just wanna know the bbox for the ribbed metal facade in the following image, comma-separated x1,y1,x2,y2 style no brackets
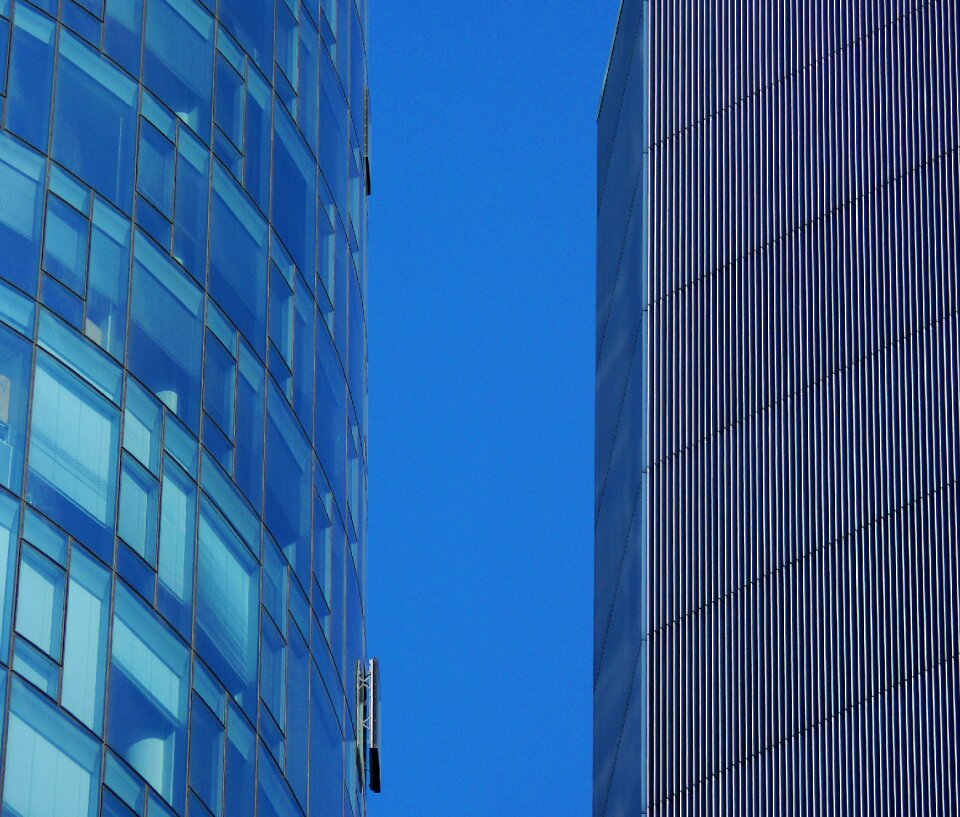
596,2,960,815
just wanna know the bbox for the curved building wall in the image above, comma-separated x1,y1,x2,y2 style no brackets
0,0,369,815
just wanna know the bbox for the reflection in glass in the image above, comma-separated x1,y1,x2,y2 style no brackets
27,354,121,558
3,677,103,817
0,131,46,295
108,584,189,812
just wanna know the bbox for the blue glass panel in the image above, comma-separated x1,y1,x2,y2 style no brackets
320,50,347,207
195,496,259,715
143,0,213,140
49,165,91,212
37,308,123,403
27,353,121,559
86,197,132,359
212,126,242,179
3,677,102,817
210,163,268,354
41,273,83,333
108,584,189,812
0,492,20,659
129,232,204,432
0,324,32,494
105,751,147,814
287,625,309,807
0,278,36,336
234,342,264,510
204,330,235,438
199,451,259,553
269,265,293,367
273,106,317,279
123,379,163,475
218,0,272,69
260,614,285,724
103,0,142,77
6,4,55,150
243,65,271,213
0,17,9,97
63,0,101,46
43,195,89,294
135,195,172,248
173,126,209,281
164,413,199,478
265,385,311,580
315,325,346,508
293,272,315,435
118,454,160,562
256,744,300,817
309,663,343,817
202,413,233,472
22,509,67,565
53,30,138,210
298,13,320,157
189,694,224,815
214,52,244,147
192,658,225,722
0,131,45,296
101,788,138,817
224,703,255,817
262,534,286,628
61,547,111,734
137,119,176,217
13,635,60,696
157,457,196,638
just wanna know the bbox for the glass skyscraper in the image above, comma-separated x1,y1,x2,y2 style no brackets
596,2,958,815
0,0,370,815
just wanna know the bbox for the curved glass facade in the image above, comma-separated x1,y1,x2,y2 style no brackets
598,2,959,816
0,0,369,815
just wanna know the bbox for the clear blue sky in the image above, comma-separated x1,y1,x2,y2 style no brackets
366,3,620,815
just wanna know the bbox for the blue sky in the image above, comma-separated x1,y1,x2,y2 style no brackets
366,3,621,814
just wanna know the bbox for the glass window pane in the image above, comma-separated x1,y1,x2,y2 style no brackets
157,457,196,638
234,342,265,510
123,379,163,474
53,30,138,210
0,493,20,659
27,354,121,558
218,0,271,69
5,4,55,150
0,131,46,296
260,615,285,725
203,331,235,437
86,197,132,359
243,65,271,214
3,677,102,817
108,584,189,812
310,663,342,817
293,273,315,434
22,509,68,565
189,695,224,815
209,163,268,354
224,703,255,817
287,625,309,808
103,0,141,75
13,635,60,696
172,126,209,282
128,233,204,432
195,497,259,715
265,385,311,577
214,52,244,147
15,544,66,659
118,455,160,563
272,107,317,279
42,195,89,295
0,323,33,495
315,326,346,509
37,308,124,404
256,746,298,817
137,119,175,217
143,0,213,140
61,547,111,734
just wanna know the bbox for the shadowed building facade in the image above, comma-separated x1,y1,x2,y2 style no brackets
596,2,959,815
0,0,370,815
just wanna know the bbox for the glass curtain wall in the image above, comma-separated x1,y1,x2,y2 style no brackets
0,0,370,816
